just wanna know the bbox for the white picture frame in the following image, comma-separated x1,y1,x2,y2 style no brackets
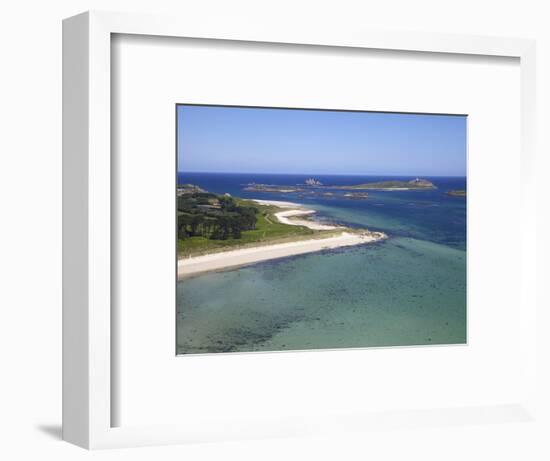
62,10,537,449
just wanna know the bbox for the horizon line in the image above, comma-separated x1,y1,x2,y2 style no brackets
177,170,467,178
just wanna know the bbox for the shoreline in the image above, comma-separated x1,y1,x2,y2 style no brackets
178,199,386,279
254,199,342,230
178,231,386,279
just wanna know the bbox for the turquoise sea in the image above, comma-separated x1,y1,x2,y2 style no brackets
177,173,466,354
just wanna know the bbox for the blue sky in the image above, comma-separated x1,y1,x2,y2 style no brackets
177,105,467,176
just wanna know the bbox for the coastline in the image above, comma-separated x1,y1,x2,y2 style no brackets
253,199,341,230
178,199,386,279
178,231,385,279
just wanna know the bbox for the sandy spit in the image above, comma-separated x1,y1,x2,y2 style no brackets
178,231,385,279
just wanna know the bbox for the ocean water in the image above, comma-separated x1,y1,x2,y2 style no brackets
176,172,466,354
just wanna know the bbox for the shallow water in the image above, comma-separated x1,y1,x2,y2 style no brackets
176,173,466,354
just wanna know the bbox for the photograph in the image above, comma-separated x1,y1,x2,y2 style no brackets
176,104,467,354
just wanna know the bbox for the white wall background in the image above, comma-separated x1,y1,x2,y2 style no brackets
0,0,548,459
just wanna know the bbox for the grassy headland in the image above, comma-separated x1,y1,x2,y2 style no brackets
177,186,338,257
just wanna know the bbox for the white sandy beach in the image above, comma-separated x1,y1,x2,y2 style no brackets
274,209,341,230
178,200,386,278
254,199,341,230
252,199,304,208
178,231,384,278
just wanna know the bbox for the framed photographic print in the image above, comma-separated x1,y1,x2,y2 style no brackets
176,104,467,354
63,11,537,449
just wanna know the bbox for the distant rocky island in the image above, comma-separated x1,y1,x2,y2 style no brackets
343,192,369,199
243,182,370,199
244,178,323,192
446,189,466,197
243,177,436,196
327,178,436,190
243,184,302,193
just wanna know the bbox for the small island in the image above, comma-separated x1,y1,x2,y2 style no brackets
446,189,466,197
243,183,302,193
327,178,436,190
243,183,370,199
242,177,436,195
343,192,369,199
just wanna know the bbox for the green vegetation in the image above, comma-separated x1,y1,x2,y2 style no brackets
242,178,436,193
178,192,257,241
177,190,331,257
177,183,206,195
329,178,436,190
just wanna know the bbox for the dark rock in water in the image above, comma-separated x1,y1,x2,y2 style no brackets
343,192,369,200
243,183,303,193
445,189,466,197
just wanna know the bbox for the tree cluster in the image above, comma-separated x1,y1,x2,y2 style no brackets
177,192,258,240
